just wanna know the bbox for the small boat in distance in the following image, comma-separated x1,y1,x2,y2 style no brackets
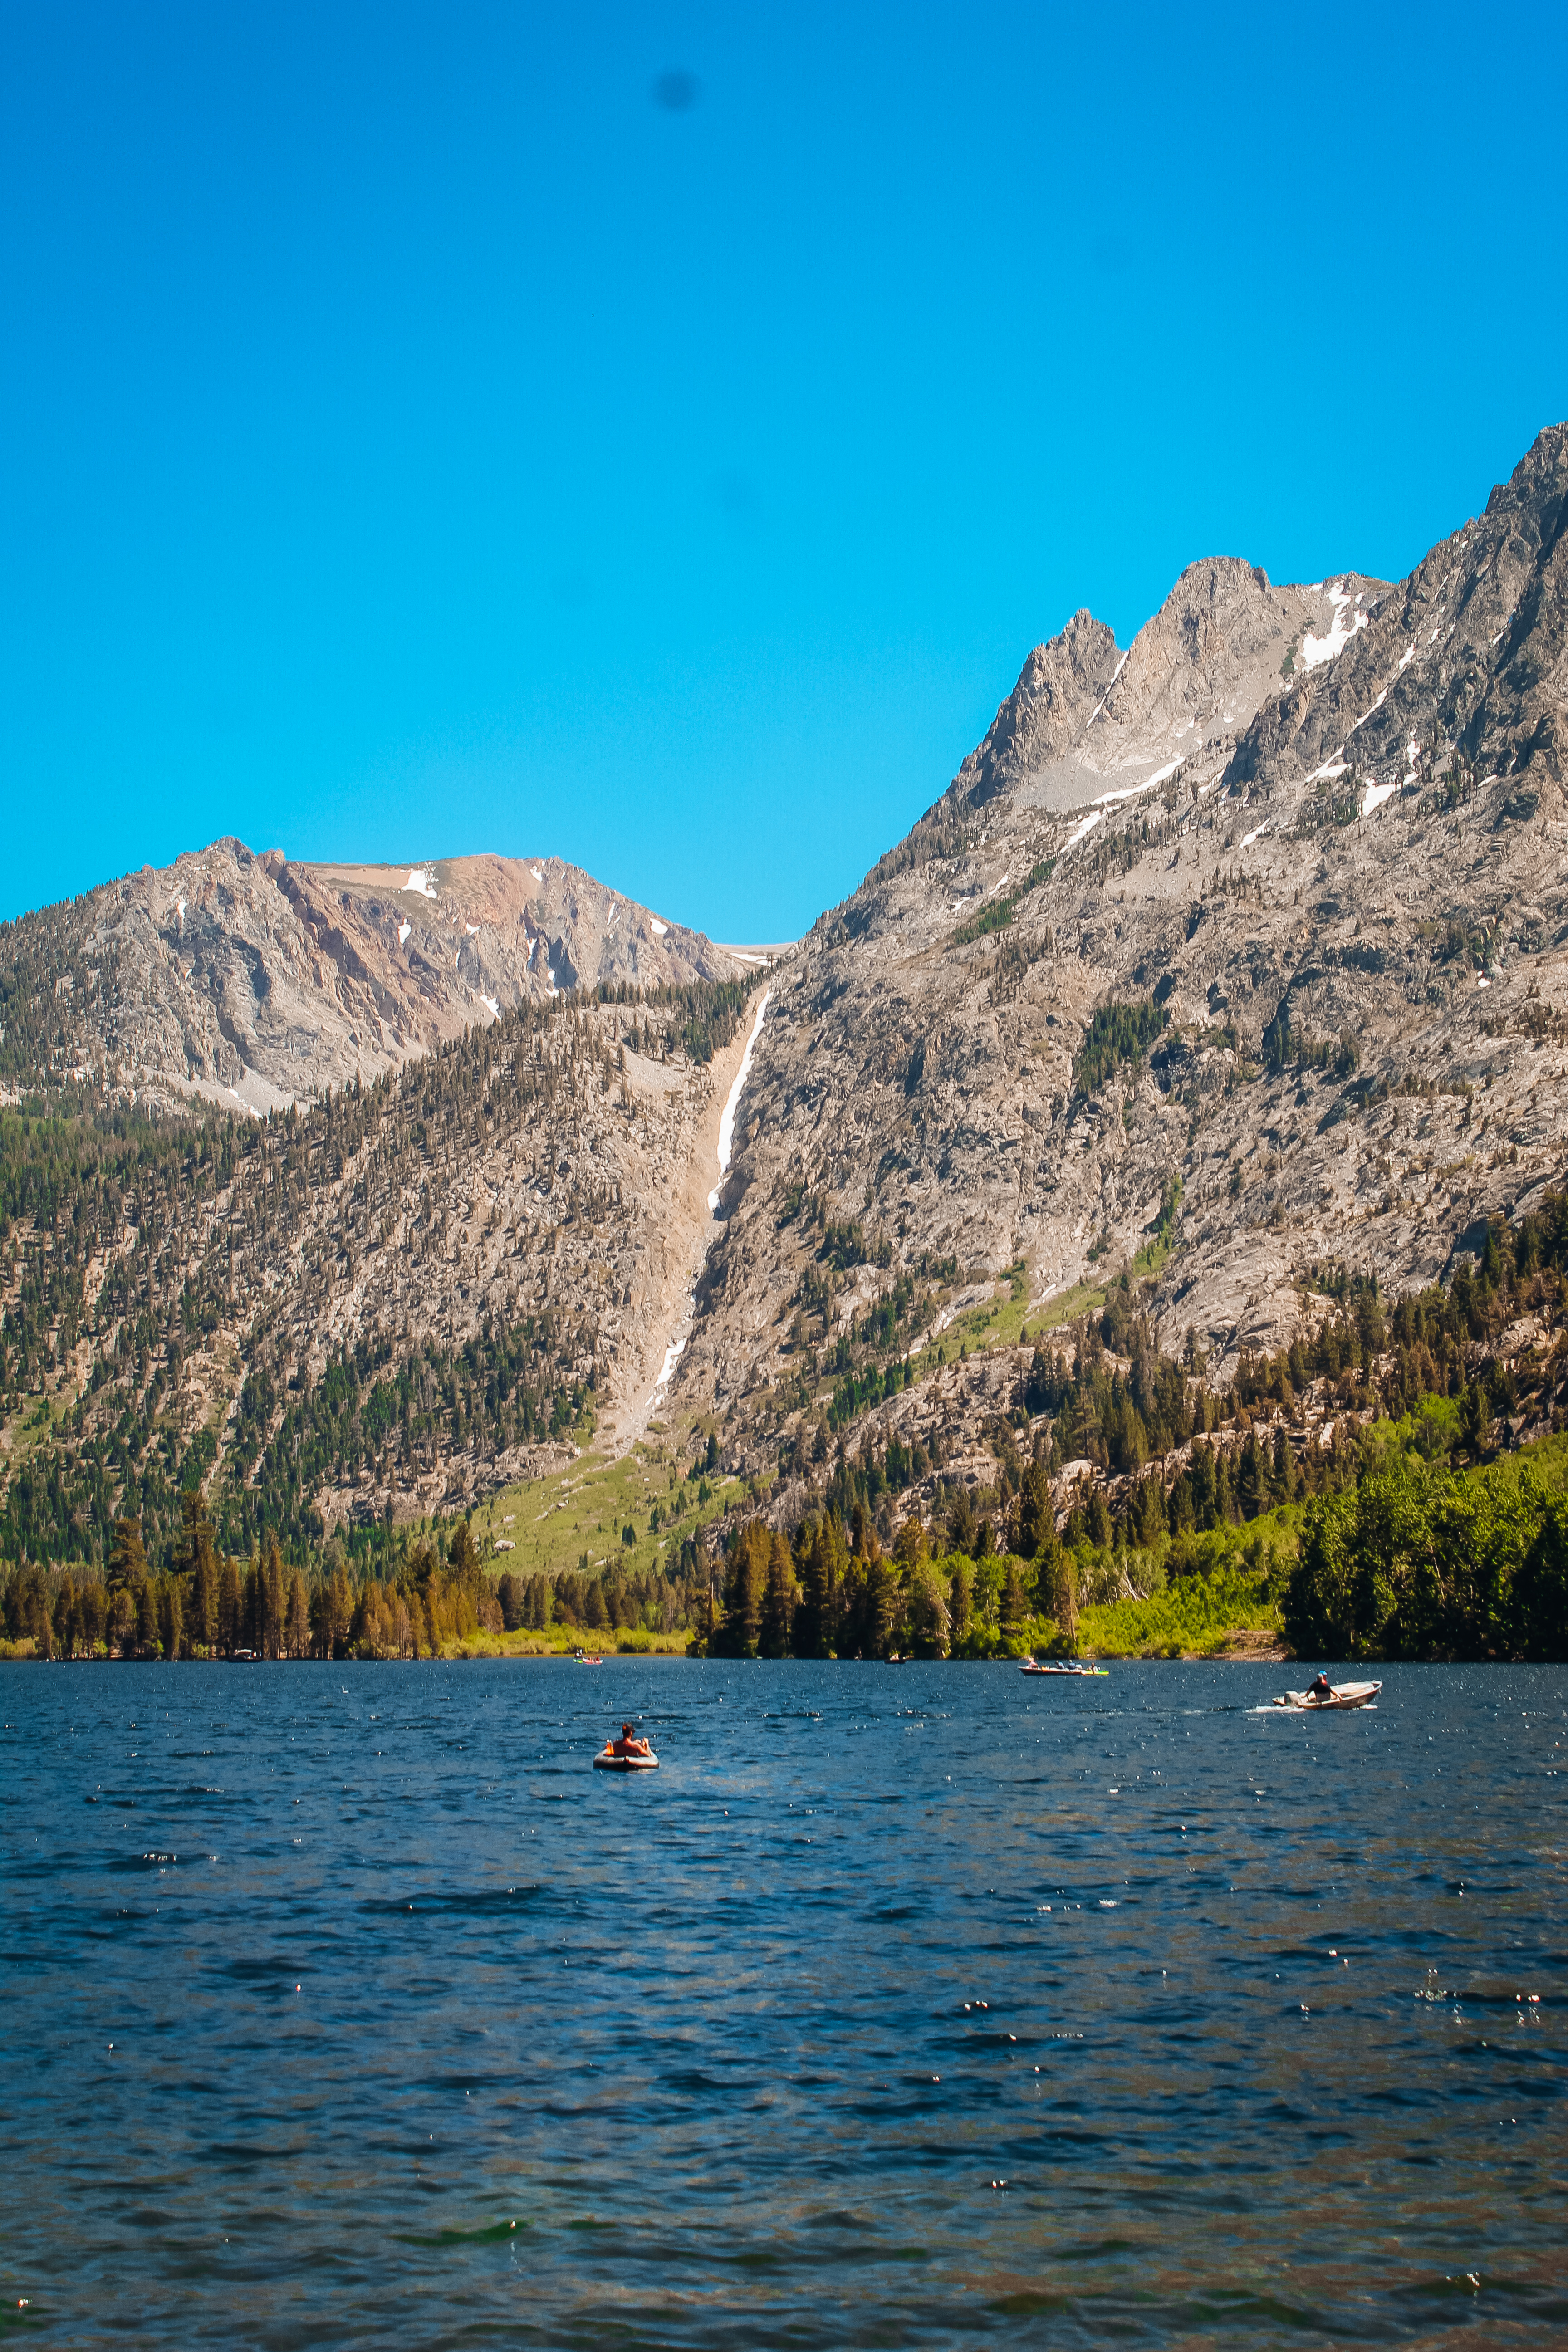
572,1650,603,1665
1021,1656,1108,1676
1273,1681,1381,1710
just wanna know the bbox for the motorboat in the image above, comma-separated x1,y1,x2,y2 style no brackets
573,1650,603,1665
1272,1681,1381,1710
1021,1656,1108,1676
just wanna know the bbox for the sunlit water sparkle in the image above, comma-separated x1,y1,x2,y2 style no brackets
2,1659,1564,2347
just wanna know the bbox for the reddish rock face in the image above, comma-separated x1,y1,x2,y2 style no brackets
18,843,742,1114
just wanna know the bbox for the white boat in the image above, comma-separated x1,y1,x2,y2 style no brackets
593,1746,659,1770
1272,1681,1381,1710
1021,1656,1108,1677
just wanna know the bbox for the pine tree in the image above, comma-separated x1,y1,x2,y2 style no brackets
107,1517,148,1592
218,1555,240,1655
758,1533,796,1657
158,1575,184,1661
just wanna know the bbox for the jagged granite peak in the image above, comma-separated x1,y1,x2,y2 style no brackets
956,609,1122,809
946,560,1384,829
1076,558,1381,797
673,423,1568,1462
3,838,745,1112
1227,421,1568,801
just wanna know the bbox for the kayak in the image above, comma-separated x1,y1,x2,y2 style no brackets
1272,1681,1381,1710
593,1747,659,1770
1021,1657,1108,1676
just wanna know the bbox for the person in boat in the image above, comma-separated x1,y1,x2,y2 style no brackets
1306,1671,1333,1702
608,1722,652,1758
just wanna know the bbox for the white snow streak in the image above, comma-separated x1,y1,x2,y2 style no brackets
1062,767,1172,858
1301,583,1368,670
480,994,499,1018
647,1296,696,1411
405,867,438,899
398,921,410,946
1086,651,1129,726
650,917,669,936
709,990,771,1211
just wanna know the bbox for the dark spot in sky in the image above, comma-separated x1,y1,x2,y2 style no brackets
1092,234,1133,274
652,69,700,112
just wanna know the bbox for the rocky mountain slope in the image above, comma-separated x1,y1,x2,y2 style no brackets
3,423,1566,1574
0,977,761,1563
676,426,1568,1478
0,844,743,1114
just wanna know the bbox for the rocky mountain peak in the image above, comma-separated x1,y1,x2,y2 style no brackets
956,608,1121,809
2,838,745,1114
1485,419,1568,524
673,421,1568,1466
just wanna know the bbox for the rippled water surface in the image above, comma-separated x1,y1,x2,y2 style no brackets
2,1659,1565,2347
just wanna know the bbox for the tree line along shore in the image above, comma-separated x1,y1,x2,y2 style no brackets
3,1416,1566,1665
5,1180,1568,1665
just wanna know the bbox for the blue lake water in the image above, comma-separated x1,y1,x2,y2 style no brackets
1,1659,1564,2348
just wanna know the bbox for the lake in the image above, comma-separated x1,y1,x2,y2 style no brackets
1,1659,1563,2346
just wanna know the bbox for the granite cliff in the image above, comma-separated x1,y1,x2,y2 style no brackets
675,426,1568,1490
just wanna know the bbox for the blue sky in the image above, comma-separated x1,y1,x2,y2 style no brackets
4,2,1565,942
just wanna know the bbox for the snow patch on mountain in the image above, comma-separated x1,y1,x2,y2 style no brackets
709,990,771,1212
1301,584,1368,671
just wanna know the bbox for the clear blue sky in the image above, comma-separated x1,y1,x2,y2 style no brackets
4,3,1565,942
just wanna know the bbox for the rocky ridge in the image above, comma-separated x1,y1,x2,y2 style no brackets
1,843,743,1114
675,426,1568,1479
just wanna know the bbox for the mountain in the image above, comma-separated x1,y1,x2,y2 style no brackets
2,423,1566,1583
675,424,1568,1480
0,841,767,1564
1,843,743,1114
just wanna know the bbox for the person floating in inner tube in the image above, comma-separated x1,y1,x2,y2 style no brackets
607,1721,652,1758
1306,1671,1333,1702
